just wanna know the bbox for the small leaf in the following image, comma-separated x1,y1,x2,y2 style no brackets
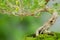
15,7,19,12
16,1,19,5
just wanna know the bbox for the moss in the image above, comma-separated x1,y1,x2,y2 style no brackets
25,32,60,40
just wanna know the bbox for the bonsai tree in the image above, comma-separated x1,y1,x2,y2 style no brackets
0,0,60,40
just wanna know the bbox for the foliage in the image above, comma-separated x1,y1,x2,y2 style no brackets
0,0,47,16
0,0,60,15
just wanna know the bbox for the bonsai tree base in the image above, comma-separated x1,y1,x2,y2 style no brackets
25,32,60,40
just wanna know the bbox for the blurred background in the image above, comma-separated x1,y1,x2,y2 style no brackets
0,0,60,40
